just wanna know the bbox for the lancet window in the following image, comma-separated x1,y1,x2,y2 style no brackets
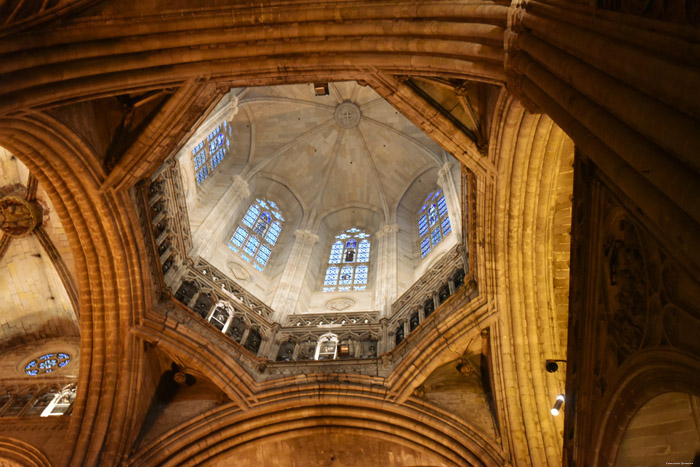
192,121,232,185
228,198,284,272
418,189,451,258
323,228,370,292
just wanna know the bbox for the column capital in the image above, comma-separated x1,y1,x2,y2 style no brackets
227,92,239,122
231,174,250,199
437,162,454,186
376,223,399,238
293,229,319,244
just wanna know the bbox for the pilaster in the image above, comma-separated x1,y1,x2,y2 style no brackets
270,229,319,322
373,223,399,318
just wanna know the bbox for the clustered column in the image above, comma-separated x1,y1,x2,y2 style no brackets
437,162,462,239
270,229,319,322
373,223,399,318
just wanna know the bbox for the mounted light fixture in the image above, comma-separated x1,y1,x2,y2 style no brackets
545,359,567,373
551,394,565,416
314,83,329,96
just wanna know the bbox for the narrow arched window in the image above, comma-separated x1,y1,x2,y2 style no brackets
418,189,451,258
192,121,232,185
228,198,284,272
323,228,370,292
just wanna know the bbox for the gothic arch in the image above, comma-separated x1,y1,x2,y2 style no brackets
0,114,150,466
489,91,575,466
131,395,507,466
593,349,700,467
0,436,52,467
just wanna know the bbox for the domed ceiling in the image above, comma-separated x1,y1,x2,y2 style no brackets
187,81,452,227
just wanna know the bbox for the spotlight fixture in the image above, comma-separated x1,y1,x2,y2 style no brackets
545,359,567,373
551,394,565,416
314,83,329,96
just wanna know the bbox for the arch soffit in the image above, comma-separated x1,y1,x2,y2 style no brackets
593,348,700,467
0,436,52,467
130,396,506,467
246,172,307,228
394,164,441,218
316,204,384,234
0,114,149,466
488,89,574,467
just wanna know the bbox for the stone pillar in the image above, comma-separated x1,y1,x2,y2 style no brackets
437,162,462,239
373,224,399,318
270,229,319,322
190,174,250,260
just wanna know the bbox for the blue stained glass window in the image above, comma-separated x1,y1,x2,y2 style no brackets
191,121,232,185
256,244,271,266
228,198,284,272
323,228,371,292
441,216,452,235
329,242,343,263
339,265,354,284
357,240,370,262
428,204,439,226
418,188,452,259
420,237,431,257
25,352,70,376
437,195,448,217
253,213,271,236
324,266,339,285
265,221,282,246
209,133,225,153
354,265,368,285
244,236,260,256
231,227,247,247
196,165,209,185
431,226,441,245
194,152,206,170
211,148,225,170
418,215,428,236
242,205,260,228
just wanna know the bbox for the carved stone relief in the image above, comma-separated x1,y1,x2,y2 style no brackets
228,261,252,283
325,297,355,311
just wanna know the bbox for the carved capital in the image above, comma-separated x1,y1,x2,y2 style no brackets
293,229,319,244
230,174,250,199
437,162,454,186
376,223,399,239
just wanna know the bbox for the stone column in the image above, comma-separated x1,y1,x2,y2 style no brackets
190,174,250,260
437,162,462,239
373,223,399,318
270,229,319,322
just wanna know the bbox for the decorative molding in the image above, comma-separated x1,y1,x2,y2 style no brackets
325,297,356,311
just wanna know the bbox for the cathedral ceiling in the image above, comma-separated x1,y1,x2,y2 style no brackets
190,81,451,229
0,147,78,353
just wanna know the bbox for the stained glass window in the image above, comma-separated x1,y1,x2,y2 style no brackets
192,121,232,185
323,228,371,292
228,198,284,272
25,353,71,376
418,189,452,258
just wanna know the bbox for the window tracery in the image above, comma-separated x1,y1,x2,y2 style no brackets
323,228,370,292
192,121,232,185
24,353,71,376
418,189,451,258
228,198,284,272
